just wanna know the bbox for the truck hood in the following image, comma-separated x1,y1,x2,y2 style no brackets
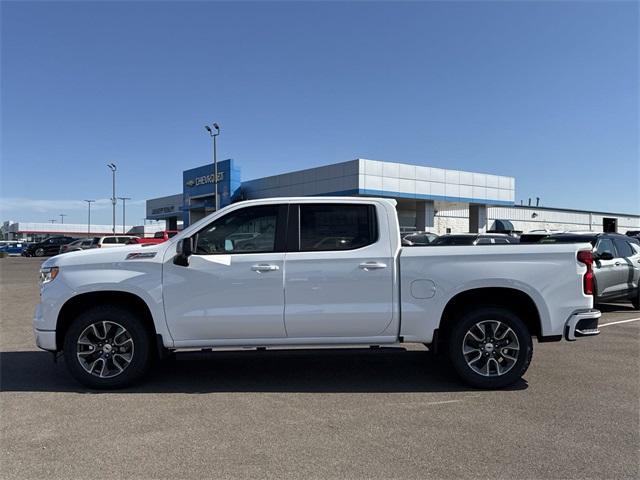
42,244,167,268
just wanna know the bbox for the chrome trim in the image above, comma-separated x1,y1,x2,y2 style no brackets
564,310,601,341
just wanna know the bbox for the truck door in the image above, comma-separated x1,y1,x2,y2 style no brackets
612,237,637,295
283,203,395,338
162,204,288,342
593,237,627,298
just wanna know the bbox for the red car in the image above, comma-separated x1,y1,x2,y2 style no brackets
128,230,179,245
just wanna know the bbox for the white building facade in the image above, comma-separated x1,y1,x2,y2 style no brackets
145,158,639,235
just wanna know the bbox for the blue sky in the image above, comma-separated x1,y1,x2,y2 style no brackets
1,1,638,225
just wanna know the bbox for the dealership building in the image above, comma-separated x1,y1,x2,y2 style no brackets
147,158,640,234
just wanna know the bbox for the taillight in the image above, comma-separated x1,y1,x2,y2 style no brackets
577,250,594,295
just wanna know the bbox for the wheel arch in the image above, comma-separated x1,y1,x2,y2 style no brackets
56,291,158,351
437,287,542,344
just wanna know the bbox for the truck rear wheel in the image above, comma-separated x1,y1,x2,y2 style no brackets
448,306,533,389
63,306,152,389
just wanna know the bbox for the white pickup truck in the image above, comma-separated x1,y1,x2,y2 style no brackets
34,197,600,389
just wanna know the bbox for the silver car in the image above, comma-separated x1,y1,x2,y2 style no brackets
540,233,640,309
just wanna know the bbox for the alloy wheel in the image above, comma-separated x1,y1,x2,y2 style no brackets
462,320,520,377
76,321,135,378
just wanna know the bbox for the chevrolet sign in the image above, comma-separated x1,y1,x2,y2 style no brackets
185,172,224,188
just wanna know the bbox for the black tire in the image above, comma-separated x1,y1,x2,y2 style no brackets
447,306,533,389
35,248,45,257
63,305,153,389
632,288,640,310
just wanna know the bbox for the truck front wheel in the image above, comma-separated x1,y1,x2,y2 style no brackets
448,307,533,389
63,306,152,389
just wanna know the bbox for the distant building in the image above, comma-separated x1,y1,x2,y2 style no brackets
0,221,167,242
147,157,640,234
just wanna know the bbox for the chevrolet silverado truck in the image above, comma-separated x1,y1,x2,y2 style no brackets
34,197,600,389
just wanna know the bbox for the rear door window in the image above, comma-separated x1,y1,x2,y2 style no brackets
613,238,633,258
102,237,117,244
299,204,377,252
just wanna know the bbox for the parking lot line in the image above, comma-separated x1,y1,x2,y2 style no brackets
599,317,640,327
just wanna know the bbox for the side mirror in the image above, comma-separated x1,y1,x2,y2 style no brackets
174,237,194,266
596,251,613,261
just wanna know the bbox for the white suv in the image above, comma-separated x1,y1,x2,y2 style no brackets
91,236,138,249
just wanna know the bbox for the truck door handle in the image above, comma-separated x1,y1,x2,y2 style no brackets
251,264,279,272
359,261,387,271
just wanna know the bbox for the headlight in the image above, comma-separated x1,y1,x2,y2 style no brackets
40,266,59,284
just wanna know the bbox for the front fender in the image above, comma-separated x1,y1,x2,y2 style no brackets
37,262,174,347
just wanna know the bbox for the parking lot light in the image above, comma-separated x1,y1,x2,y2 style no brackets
84,200,95,236
205,123,221,211
107,163,117,234
118,197,131,233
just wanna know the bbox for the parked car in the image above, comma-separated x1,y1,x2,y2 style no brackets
127,230,179,245
538,233,640,308
519,229,564,244
626,230,640,240
59,238,94,254
34,197,600,390
402,231,438,246
23,236,77,257
487,219,522,236
0,241,27,256
91,236,139,248
430,233,519,245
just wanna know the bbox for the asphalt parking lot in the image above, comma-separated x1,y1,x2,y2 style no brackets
1,257,638,479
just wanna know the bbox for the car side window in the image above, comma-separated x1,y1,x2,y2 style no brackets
476,237,492,245
613,238,633,258
299,204,377,252
595,238,616,257
195,205,279,255
103,237,117,244
493,238,510,244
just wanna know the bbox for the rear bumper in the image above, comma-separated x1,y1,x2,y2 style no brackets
564,309,601,341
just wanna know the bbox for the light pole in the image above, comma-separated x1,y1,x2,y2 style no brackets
205,123,220,211
107,163,117,234
84,200,95,236
118,197,131,233
59,214,67,224
49,219,56,224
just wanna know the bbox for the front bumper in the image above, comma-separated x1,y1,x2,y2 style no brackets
33,302,58,351
34,329,57,351
564,309,601,341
